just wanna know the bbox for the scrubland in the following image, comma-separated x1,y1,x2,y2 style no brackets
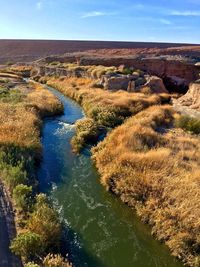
92,105,200,266
46,76,168,152
0,80,71,266
38,73,200,266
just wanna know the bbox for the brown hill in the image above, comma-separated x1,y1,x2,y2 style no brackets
0,39,199,64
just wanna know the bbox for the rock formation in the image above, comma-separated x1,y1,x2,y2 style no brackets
178,80,200,111
143,76,168,94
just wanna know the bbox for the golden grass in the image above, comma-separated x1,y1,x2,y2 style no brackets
0,81,69,265
0,103,41,150
0,72,22,79
92,105,200,266
9,66,33,72
46,77,162,116
46,76,165,152
26,82,63,117
0,82,63,152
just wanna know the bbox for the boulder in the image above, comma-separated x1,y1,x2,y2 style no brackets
101,74,135,91
142,76,168,94
179,81,200,110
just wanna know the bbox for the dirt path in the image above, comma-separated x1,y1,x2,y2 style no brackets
0,182,22,267
172,98,200,119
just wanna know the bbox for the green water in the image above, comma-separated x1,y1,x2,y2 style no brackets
38,85,183,267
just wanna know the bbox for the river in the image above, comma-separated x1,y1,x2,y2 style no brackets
37,85,183,267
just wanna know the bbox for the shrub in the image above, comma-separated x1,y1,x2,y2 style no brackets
0,163,27,192
122,68,133,75
71,118,99,152
27,195,61,250
43,254,72,267
10,232,43,261
13,184,32,212
0,89,25,104
175,115,200,134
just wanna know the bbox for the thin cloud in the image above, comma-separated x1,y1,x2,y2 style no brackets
81,11,116,18
170,10,200,16
36,1,43,10
160,19,172,25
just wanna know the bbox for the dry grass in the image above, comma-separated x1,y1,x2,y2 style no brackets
0,82,63,154
0,81,66,264
8,66,33,77
46,77,164,113
46,76,164,151
0,72,22,79
9,66,33,72
0,103,41,151
26,82,63,117
92,105,200,266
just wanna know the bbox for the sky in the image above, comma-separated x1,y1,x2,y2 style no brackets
0,0,200,43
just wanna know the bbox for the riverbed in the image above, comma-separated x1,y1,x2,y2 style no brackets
37,85,183,267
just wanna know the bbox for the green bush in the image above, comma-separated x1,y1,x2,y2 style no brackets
89,106,124,128
10,232,43,261
0,89,25,104
13,184,32,211
27,195,61,250
175,115,200,135
122,68,133,75
71,118,99,152
0,162,27,192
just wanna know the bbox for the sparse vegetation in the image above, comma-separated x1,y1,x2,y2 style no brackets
8,65,33,77
0,72,21,79
175,115,200,134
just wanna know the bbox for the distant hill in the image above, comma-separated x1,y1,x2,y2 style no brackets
0,39,198,64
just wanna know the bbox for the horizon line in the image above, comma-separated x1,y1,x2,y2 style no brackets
0,38,199,46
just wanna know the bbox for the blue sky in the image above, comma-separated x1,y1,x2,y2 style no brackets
0,0,200,43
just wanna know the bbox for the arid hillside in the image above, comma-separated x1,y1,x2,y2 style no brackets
0,39,199,63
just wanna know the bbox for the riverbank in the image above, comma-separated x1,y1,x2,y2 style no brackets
92,106,200,266
0,78,72,266
42,76,200,266
36,83,183,267
45,76,169,152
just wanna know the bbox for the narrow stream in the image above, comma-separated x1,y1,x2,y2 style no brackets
38,85,183,267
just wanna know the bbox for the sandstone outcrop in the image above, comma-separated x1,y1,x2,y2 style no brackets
38,55,200,93
142,76,168,94
100,74,139,91
178,80,200,111
79,57,200,91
